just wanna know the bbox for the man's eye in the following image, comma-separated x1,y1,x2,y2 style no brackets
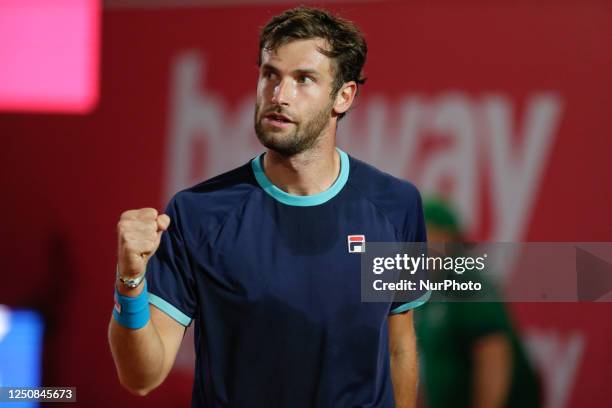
297,75,313,84
263,71,276,80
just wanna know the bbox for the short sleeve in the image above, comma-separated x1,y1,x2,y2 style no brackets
146,197,198,327
389,190,430,315
405,188,427,243
389,290,431,315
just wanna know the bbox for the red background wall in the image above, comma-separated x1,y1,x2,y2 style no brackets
1,1,611,406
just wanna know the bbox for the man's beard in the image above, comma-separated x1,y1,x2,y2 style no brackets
254,100,333,157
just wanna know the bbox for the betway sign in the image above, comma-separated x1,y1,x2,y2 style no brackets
166,52,564,242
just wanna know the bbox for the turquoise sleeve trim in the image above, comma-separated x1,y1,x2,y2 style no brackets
251,147,350,206
389,290,432,314
148,293,193,327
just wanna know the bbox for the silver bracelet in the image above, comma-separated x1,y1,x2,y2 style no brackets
116,265,146,289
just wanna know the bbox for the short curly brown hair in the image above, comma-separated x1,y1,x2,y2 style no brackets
259,7,367,119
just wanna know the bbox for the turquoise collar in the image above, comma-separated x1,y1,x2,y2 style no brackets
251,148,350,207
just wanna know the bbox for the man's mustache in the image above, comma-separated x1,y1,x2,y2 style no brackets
259,105,296,123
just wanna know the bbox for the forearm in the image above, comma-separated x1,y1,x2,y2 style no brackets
108,284,165,395
390,350,418,408
472,334,512,408
110,208,183,395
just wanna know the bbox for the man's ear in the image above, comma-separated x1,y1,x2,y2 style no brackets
333,81,358,116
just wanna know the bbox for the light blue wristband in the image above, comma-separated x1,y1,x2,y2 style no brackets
113,280,150,329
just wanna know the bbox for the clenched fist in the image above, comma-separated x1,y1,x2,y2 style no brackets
117,208,171,280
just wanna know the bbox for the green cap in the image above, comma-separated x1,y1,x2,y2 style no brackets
422,197,461,234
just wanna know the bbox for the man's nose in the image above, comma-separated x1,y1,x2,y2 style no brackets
271,78,292,106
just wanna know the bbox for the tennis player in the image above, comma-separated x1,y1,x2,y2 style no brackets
108,7,429,407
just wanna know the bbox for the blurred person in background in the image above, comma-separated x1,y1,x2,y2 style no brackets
415,198,541,408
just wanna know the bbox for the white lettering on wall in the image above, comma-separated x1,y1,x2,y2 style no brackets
166,51,564,243
524,329,585,408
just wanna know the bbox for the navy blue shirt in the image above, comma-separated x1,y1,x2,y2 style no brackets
146,149,428,407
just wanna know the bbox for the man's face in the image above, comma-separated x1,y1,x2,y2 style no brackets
254,38,337,156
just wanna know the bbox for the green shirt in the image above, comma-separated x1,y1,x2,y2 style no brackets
415,295,541,408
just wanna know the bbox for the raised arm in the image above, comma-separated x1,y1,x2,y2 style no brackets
108,208,186,396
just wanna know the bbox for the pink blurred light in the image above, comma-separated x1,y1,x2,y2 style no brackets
0,0,100,114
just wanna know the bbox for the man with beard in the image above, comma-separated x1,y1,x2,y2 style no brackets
108,7,428,408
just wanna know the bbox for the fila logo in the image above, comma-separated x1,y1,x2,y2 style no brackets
348,235,366,253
